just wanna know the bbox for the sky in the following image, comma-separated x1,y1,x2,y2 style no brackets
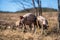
0,0,58,12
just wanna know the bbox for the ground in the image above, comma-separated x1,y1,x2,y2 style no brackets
0,12,59,40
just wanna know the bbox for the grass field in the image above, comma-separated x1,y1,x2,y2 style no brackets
0,12,59,40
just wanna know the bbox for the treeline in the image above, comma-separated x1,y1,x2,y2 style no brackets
16,7,58,13
0,8,57,13
0,11,14,13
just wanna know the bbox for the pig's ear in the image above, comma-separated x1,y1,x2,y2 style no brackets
20,16,24,19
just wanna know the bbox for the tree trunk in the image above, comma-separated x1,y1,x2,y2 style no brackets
32,0,42,16
58,0,60,29
32,0,36,16
36,0,42,16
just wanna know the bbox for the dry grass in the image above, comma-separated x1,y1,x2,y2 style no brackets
0,12,59,40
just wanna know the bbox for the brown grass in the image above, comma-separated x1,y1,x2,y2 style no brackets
0,12,59,40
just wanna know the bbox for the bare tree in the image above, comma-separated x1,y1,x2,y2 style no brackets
32,0,42,16
31,0,36,15
36,0,42,16
58,0,60,29
11,0,42,14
